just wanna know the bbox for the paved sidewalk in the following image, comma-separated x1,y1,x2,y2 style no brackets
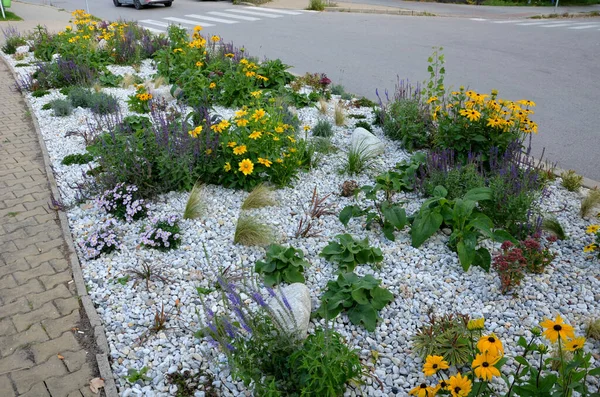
0,61,101,396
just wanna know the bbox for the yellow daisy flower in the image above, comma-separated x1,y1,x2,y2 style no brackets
540,315,575,343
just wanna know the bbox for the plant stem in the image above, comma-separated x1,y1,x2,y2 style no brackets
558,337,568,397
506,335,536,397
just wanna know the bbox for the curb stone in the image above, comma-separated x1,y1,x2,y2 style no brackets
0,56,118,397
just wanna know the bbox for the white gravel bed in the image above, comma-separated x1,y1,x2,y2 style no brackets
3,50,600,397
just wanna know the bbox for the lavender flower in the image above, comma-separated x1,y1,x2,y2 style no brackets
97,183,148,222
140,215,182,252
78,219,120,259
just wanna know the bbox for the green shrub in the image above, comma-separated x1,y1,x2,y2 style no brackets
61,153,94,166
320,233,383,272
255,244,309,286
330,84,346,96
423,163,486,200
311,119,333,138
32,89,50,98
90,92,120,115
354,120,372,132
315,272,393,332
353,97,377,108
289,328,363,395
561,169,583,192
1,33,26,55
307,0,326,11
67,87,94,108
50,99,73,117
383,98,430,151
41,103,52,110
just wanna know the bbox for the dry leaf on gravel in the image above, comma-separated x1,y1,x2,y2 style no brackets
89,378,105,394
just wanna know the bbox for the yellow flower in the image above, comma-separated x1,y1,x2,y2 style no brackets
248,131,262,140
565,337,586,352
518,99,536,107
423,355,449,377
188,126,202,138
409,383,436,397
459,109,481,122
427,96,438,104
235,109,248,118
251,109,266,121
491,89,498,96
258,157,272,167
245,71,256,78
586,225,599,234
583,243,597,253
472,352,501,381
236,118,249,127
250,90,262,98
275,158,283,164
233,145,247,155
209,82,216,89
287,136,296,143
196,61,203,67
225,53,235,58
224,162,231,172
65,25,72,30
303,125,310,132
477,334,504,356
487,117,503,128
227,141,237,148
256,75,269,81
173,48,183,53
465,90,477,98
447,373,471,397
272,136,280,141
274,126,284,133
240,58,248,65
205,148,212,155
238,159,254,176
193,25,203,32
211,35,220,42
467,318,485,331
540,315,575,343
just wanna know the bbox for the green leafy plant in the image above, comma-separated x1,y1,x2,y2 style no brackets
90,92,120,115
67,86,94,108
411,312,472,366
314,272,393,332
128,84,153,113
98,70,124,87
410,186,515,271
61,153,94,166
241,183,277,210
117,275,130,285
234,214,273,246
126,366,150,383
339,183,407,241
352,97,377,108
422,163,486,200
319,234,383,272
423,46,446,104
561,169,583,192
289,328,363,395
307,0,326,11
32,89,50,98
311,119,333,138
255,244,309,286
183,182,206,220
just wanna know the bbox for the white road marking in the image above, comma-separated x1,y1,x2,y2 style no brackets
539,23,575,28
207,11,261,21
225,8,283,18
492,20,522,23
164,17,216,27
185,14,239,24
517,21,575,26
142,26,165,34
470,18,487,21
568,24,600,29
249,7,304,15
139,19,169,27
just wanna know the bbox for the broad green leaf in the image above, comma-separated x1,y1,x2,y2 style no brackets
462,187,492,202
433,185,448,198
348,304,379,332
457,240,474,271
339,205,364,227
382,221,396,241
350,288,370,305
381,202,407,230
370,287,393,310
473,247,491,272
514,356,530,366
492,229,518,244
411,211,443,248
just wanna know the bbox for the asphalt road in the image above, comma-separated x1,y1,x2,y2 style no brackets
20,0,600,180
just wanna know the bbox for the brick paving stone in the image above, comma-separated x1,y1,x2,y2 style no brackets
0,58,101,395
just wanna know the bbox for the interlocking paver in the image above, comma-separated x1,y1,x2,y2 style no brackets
0,57,100,395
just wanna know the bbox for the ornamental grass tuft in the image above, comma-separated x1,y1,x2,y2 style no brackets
561,170,583,192
334,101,345,126
183,182,207,220
343,141,376,176
241,183,277,210
234,214,273,246
580,189,600,218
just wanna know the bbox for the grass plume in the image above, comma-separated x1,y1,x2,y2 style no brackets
234,214,273,246
334,101,346,126
541,216,567,240
183,182,207,220
580,188,600,218
241,183,277,210
318,98,328,115
343,141,376,175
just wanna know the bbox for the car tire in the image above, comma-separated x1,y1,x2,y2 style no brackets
113,0,121,6
134,0,143,9
164,1,172,6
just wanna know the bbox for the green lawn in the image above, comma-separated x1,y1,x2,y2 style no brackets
0,11,22,21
